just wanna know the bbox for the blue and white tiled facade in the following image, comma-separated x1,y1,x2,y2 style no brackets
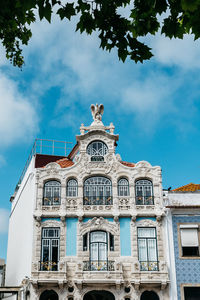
172,215,200,299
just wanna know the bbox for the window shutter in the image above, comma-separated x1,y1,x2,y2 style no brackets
180,227,199,247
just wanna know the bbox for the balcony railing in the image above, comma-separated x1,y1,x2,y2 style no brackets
42,197,61,206
136,196,154,205
39,261,58,271
83,260,115,271
140,261,159,271
83,196,113,205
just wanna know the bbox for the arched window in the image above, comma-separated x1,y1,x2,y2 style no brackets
40,290,59,300
140,291,159,300
87,140,108,161
83,231,115,271
135,179,154,205
43,180,61,206
83,176,112,205
118,178,129,196
67,179,78,197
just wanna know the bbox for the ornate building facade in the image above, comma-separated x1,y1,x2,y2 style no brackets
6,105,170,300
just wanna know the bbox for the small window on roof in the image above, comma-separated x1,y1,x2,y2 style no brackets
86,140,108,161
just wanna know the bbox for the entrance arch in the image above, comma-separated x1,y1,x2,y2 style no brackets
83,290,115,300
39,290,59,300
140,291,159,300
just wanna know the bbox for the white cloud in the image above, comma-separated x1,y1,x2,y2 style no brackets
0,72,38,147
17,14,200,133
0,209,9,233
152,34,200,69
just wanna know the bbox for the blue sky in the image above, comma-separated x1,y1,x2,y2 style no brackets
0,14,200,259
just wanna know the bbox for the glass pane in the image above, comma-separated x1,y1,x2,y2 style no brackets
91,231,106,242
148,239,157,261
99,243,107,260
138,228,155,238
138,239,147,261
90,243,98,260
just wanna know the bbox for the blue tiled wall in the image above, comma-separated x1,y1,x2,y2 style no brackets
172,215,200,299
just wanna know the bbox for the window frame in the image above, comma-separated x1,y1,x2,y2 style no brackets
43,180,61,206
118,178,129,197
137,227,159,271
40,227,60,271
135,179,154,205
86,140,108,162
178,223,200,259
67,178,78,197
83,176,112,205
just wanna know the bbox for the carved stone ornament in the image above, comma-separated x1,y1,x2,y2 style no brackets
91,103,104,121
79,217,118,235
44,162,61,170
136,219,156,227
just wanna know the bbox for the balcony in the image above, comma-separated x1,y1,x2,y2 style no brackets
39,261,58,271
136,196,154,205
83,260,115,271
42,196,61,206
83,196,113,206
140,261,159,271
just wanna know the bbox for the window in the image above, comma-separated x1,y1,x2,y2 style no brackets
87,140,108,161
137,227,158,271
41,228,60,271
67,179,78,197
135,179,154,205
184,287,200,300
83,176,112,205
180,225,199,257
83,231,114,271
43,180,61,206
118,178,129,196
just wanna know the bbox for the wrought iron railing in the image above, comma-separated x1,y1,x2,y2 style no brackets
39,261,58,271
140,261,159,271
42,196,61,206
136,196,154,205
83,196,113,205
83,260,115,271
15,138,72,191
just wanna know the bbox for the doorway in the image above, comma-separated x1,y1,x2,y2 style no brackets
140,291,159,300
39,290,59,300
83,290,115,300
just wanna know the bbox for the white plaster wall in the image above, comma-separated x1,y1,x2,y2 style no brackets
168,192,200,205
6,157,36,286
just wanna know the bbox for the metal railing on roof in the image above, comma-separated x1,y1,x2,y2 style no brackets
15,139,72,191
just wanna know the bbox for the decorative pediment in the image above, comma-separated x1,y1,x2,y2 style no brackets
136,218,156,227
135,161,152,168
79,217,118,235
45,162,61,170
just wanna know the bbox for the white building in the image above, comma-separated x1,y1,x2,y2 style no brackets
6,104,170,300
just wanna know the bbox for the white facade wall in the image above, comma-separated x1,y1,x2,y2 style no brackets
6,158,36,286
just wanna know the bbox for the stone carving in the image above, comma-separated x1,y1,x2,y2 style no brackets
119,198,130,210
79,217,118,235
91,104,104,121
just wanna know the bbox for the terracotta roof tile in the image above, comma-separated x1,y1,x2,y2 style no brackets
55,158,74,168
120,161,135,167
172,183,200,192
